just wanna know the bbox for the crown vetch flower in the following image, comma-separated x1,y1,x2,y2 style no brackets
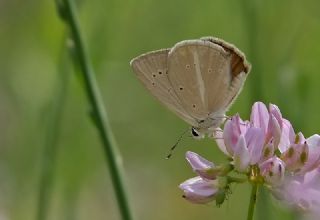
186,151,216,179
272,168,320,215
250,102,283,144
218,102,284,172
278,120,320,175
180,101,320,217
233,127,265,172
250,102,283,159
179,176,226,204
302,135,320,173
259,156,285,186
281,141,308,172
185,151,233,179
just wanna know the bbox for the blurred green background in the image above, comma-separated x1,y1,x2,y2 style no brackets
1,0,320,219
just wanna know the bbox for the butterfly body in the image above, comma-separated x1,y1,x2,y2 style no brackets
130,37,250,138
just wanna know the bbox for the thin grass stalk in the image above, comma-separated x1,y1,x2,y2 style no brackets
54,0,133,219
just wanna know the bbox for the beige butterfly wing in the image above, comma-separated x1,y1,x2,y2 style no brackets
167,38,251,124
167,39,233,121
130,49,197,126
201,37,251,115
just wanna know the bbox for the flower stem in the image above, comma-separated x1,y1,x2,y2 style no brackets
227,176,247,184
55,1,133,220
247,183,258,220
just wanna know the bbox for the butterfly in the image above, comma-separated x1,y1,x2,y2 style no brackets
130,37,251,139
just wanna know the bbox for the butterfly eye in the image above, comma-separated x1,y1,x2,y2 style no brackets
191,127,205,139
191,127,200,137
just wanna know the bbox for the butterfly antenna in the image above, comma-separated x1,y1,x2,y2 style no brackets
166,128,189,159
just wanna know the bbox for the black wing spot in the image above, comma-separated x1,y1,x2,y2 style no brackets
179,87,183,91
158,71,162,75
208,68,212,73
152,82,155,86
152,74,156,77
186,64,190,69
192,104,196,108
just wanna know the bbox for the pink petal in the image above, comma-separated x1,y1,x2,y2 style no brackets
244,127,265,164
269,103,283,129
250,102,269,133
234,135,250,172
185,151,216,179
306,134,320,147
223,115,242,156
239,118,250,134
273,169,320,214
179,176,218,204
300,135,320,173
186,151,214,170
259,157,285,186
214,130,230,156
282,143,309,172
267,115,282,146
278,119,296,153
304,168,320,189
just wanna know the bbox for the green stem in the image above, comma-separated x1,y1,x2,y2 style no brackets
56,1,133,220
247,183,258,220
227,176,247,184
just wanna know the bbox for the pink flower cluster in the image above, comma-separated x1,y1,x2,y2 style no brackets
180,102,320,215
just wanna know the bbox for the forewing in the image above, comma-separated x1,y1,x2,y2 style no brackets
130,49,196,126
167,40,231,120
